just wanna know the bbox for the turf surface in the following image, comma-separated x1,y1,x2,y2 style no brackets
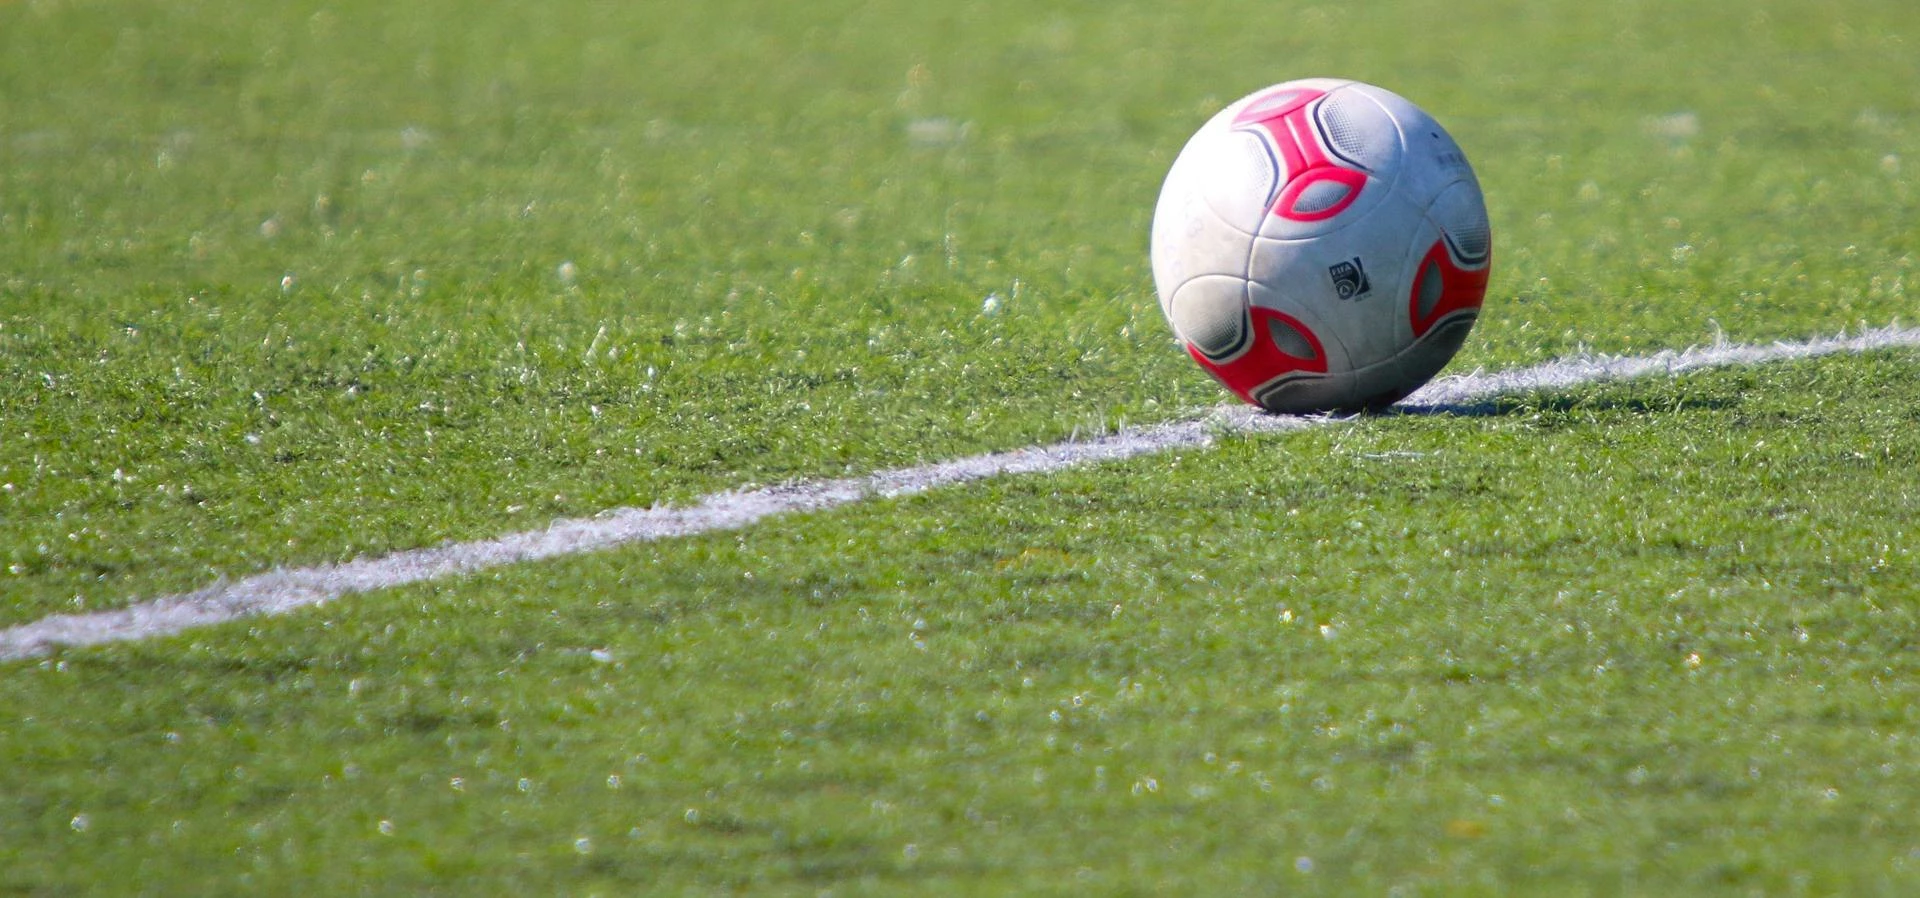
3,0,1919,892
7,356,1920,894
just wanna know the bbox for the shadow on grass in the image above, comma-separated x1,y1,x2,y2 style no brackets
1387,393,1743,419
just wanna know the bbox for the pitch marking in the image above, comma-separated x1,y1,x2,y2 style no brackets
4,324,1918,660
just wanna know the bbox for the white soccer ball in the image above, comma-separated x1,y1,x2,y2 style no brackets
1149,78,1492,413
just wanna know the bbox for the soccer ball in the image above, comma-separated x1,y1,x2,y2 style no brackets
1149,78,1492,413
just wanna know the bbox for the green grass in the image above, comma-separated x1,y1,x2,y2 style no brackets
6,355,1920,894
3,0,1915,625
3,0,1920,892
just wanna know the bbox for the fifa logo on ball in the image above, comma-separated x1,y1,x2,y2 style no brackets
1327,257,1372,300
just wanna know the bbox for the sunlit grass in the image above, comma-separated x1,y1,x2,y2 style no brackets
3,0,1919,891
5,354,1920,893
4,0,1916,622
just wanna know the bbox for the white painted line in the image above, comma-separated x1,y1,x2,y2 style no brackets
4,324,1917,660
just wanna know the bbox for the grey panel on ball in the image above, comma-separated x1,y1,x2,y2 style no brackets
1431,180,1492,264
1265,315,1317,360
1291,179,1353,216
1414,260,1445,321
1235,130,1279,207
1313,90,1398,172
1398,314,1478,395
1170,277,1251,360
1252,374,1342,414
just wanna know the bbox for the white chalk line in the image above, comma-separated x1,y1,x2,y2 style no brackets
4,324,1918,661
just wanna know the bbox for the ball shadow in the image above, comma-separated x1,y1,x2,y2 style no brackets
1383,393,1743,419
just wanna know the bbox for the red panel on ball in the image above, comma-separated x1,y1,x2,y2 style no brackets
1408,239,1491,338
1187,307,1330,405
1231,88,1367,224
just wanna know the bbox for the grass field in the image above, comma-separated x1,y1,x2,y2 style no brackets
3,0,1919,893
